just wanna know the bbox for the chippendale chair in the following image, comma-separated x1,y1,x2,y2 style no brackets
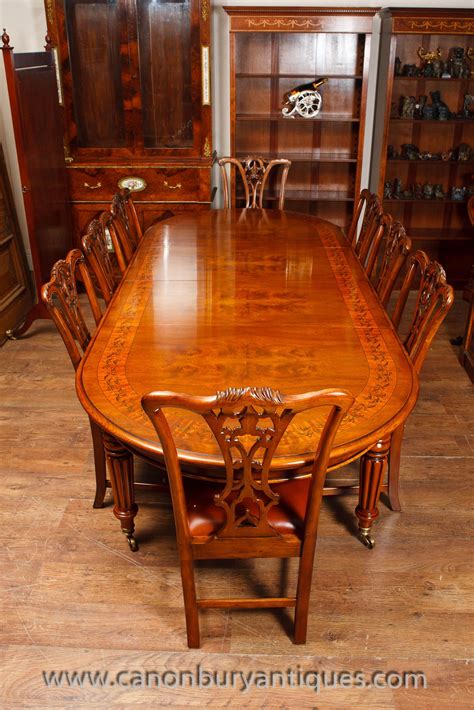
41,249,108,507
82,217,120,304
347,188,382,250
387,251,454,511
142,386,354,647
110,191,140,268
120,187,143,245
372,221,412,307
219,156,291,209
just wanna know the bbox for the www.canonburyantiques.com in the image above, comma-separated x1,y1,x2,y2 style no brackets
42,666,428,693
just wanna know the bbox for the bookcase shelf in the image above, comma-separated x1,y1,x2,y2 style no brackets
369,7,474,287
226,7,375,231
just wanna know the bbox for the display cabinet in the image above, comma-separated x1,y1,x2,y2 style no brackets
45,0,213,238
370,8,474,286
225,7,376,230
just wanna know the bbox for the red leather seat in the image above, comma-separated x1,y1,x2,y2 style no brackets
184,476,311,537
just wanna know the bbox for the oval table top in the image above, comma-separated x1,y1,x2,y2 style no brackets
77,209,419,473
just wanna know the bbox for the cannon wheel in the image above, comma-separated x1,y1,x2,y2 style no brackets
295,90,322,118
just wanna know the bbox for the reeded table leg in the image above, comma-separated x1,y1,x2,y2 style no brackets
102,433,138,551
355,436,390,549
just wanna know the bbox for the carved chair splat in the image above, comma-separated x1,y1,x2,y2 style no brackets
82,217,119,305
142,385,354,648
219,156,291,210
373,220,412,307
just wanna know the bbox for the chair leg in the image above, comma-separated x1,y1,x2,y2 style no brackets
388,423,404,512
294,544,318,644
180,557,200,648
90,419,108,508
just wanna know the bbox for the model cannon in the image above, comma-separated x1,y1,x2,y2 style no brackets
282,77,328,119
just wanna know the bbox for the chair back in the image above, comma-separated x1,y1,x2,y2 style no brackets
110,192,138,267
373,221,412,307
120,187,143,244
391,250,454,373
82,217,118,305
142,386,353,549
219,156,291,210
347,188,378,247
41,249,102,369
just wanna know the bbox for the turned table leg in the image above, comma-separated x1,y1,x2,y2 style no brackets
102,433,138,551
355,436,391,549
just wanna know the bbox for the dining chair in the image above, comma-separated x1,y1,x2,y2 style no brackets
372,220,412,307
110,191,139,266
387,250,454,511
41,249,109,508
82,217,120,304
142,385,354,647
219,156,291,209
346,188,379,247
120,187,143,245
357,212,392,279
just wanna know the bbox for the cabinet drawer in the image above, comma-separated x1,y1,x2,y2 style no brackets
68,166,207,202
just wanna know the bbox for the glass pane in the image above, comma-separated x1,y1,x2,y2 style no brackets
65,0,126,147
137,0,193,148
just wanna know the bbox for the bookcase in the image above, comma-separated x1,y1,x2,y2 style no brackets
225,7,376,231
370,8,474,286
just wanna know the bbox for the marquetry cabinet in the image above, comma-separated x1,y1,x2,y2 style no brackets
369,8,474,286
225,7,376,231
45,0,213,239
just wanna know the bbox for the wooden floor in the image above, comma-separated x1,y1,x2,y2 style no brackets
0,296,473,708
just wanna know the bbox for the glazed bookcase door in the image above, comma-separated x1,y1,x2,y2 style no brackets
47,0,209,159
370,9,474,287
226,8,375,231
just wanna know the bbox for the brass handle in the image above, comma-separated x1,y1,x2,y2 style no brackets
83,181,102,190
163,180,182,190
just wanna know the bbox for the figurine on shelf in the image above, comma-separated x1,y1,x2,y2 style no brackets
281,77,328,119
430,91,451,120
400,95,416,119
403,63,416,77
401,143,420,160
418,47,442,78
387,144,398,159
392,178,403,199
461,94,474,118
384,181,393,199
449,47,470,79
451,186,467,201
441,61,452,79
457,143,472,162
394,56,402,76
420,151,441,160
415,95,427,119
422,183,434,199
402,185,414,199
414,183,423,200
441,149,453,161
434,184,445,200
422,102,434,120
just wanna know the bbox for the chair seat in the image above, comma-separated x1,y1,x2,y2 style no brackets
184,476,311,537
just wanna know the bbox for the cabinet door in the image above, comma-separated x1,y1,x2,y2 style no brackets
63,0,128,149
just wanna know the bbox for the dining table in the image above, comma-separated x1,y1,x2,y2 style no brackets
76,209,419,551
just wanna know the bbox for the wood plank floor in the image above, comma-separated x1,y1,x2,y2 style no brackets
0,297,472,708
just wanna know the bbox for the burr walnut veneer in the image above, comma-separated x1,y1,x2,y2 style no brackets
76,209,419,550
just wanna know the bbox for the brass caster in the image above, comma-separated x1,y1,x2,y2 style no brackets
127,534,138,552
359,528,375,549
5,328,19,341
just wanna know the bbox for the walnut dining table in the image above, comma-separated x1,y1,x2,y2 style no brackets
76,209,419,551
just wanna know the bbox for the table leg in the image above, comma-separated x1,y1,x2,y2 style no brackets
102,433,138,551
355,436,390,549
